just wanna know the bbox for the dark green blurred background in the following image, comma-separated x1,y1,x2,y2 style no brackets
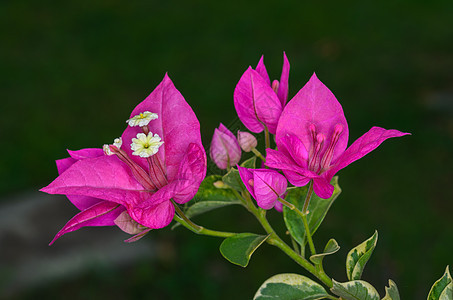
1,0,452,299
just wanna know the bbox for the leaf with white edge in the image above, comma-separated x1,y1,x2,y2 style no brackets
331,279,380,300
254,273,330,300
310,238,340,265
222,157,257,191
428,266,452,300
283,176,341,247
220,233,269,267
382,279,400,300
172,175,241,229
346,230,378,281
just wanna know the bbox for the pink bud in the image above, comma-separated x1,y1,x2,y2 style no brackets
271,80,279,94
238,166,288,210
237,130,258,152
210,123,241,169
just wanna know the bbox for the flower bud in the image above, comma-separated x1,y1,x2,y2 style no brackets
237,131,258,152
238,166,287,210
210,123,241,169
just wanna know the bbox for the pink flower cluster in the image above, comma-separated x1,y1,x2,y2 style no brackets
218,53,409,210
41,53,408,243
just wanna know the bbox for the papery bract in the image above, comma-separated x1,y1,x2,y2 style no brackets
210,123,241,169
238,166,287,210
266,73,410,199
41,74,207,243
255,52,290,106
234,68,283,134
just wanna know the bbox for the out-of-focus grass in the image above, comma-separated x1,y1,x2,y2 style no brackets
1,0,452,299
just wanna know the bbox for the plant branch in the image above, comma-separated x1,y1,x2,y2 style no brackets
278,197,317,256
172,200,236,238
241,192,332,287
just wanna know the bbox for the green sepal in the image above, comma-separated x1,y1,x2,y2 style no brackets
219,233,269,267
331,279,380,300
310,238,340,265
222,156,256,191
382,279,401,300
254,273,330,300
346,230,378,281
283,176,341,247
427,266,452,300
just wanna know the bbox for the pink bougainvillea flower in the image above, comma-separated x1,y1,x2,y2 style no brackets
255,52,290,106
237,166,287,210
41,74,206,244
266,73,410,199
210,123,241,169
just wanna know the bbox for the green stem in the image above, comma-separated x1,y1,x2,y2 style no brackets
301,213,317,256
251,148,266,162
278,197,317,256
172,200,236,238
264,127,270,150
290,235,300,255
242,194,332,288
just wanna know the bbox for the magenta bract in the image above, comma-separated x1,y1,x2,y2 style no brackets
234,68,283,134
255,52,290,106
41,74,207,243
238,166,287,210
266,73,410,199
210,123,241,169
234,53,290,134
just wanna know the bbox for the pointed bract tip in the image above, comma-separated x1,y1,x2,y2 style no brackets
48,234,59,246
218,123,227,132
163,72,172,83
283,51,289,61
306,72,325,87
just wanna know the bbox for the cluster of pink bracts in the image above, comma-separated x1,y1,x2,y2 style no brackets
41,53,408,244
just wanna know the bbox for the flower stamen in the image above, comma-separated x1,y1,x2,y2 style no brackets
126,111,158,127
103,137,122,156
320,124,344,172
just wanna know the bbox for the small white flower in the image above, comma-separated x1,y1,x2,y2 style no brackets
103,137,122,156
103,144,113,156
113,137,122,148
126,111,158,127
131,132,164,158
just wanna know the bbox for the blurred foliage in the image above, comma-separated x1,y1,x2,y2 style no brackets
1,0,452,299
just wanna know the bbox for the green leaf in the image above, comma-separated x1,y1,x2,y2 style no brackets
283,176,341,247
382,279,400,300
346,230,378,281
310,238,340,265
219,233,269,267
222,157,257,191
172,175,241,229
331,279,380,300
241,156,257,168
222,168,242,191
428,266,452,300
254,273,330,300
